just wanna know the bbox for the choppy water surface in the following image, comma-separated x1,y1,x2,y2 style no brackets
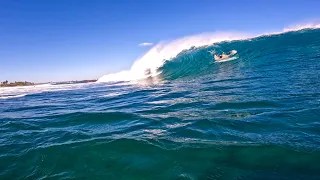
1,29,320,179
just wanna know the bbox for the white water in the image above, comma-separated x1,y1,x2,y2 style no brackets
98,23,320,83
0,83,93,99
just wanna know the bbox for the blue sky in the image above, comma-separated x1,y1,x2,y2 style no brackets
0,0,319,82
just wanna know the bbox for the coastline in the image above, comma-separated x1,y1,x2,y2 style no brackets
0,81,35,88
0,80,97,88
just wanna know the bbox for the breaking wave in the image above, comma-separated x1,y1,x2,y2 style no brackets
100,24,319,82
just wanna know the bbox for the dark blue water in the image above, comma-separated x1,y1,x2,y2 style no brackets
1,29,320,180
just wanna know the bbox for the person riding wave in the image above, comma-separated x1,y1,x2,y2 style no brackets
210,50,236,61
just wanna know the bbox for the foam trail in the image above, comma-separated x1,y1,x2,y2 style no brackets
98,23,320,83
0,94,27,99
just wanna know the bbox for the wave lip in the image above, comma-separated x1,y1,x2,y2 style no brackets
282,23,320,32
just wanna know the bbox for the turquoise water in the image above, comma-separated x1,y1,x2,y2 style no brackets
1,29,320,179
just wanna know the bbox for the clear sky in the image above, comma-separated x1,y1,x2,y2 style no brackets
0,0,319,82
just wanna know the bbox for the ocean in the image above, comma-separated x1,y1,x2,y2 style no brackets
1,28,320,179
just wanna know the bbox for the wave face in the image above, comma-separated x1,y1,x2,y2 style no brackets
98,24,320,83
98,32,249,82
1,28,320,179
160,28,320,81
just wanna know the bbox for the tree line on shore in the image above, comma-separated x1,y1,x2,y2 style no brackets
1,79,97,87
0,80,35,87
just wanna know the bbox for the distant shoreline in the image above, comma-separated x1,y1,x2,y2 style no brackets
0,80,97,88
0,81,35,88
